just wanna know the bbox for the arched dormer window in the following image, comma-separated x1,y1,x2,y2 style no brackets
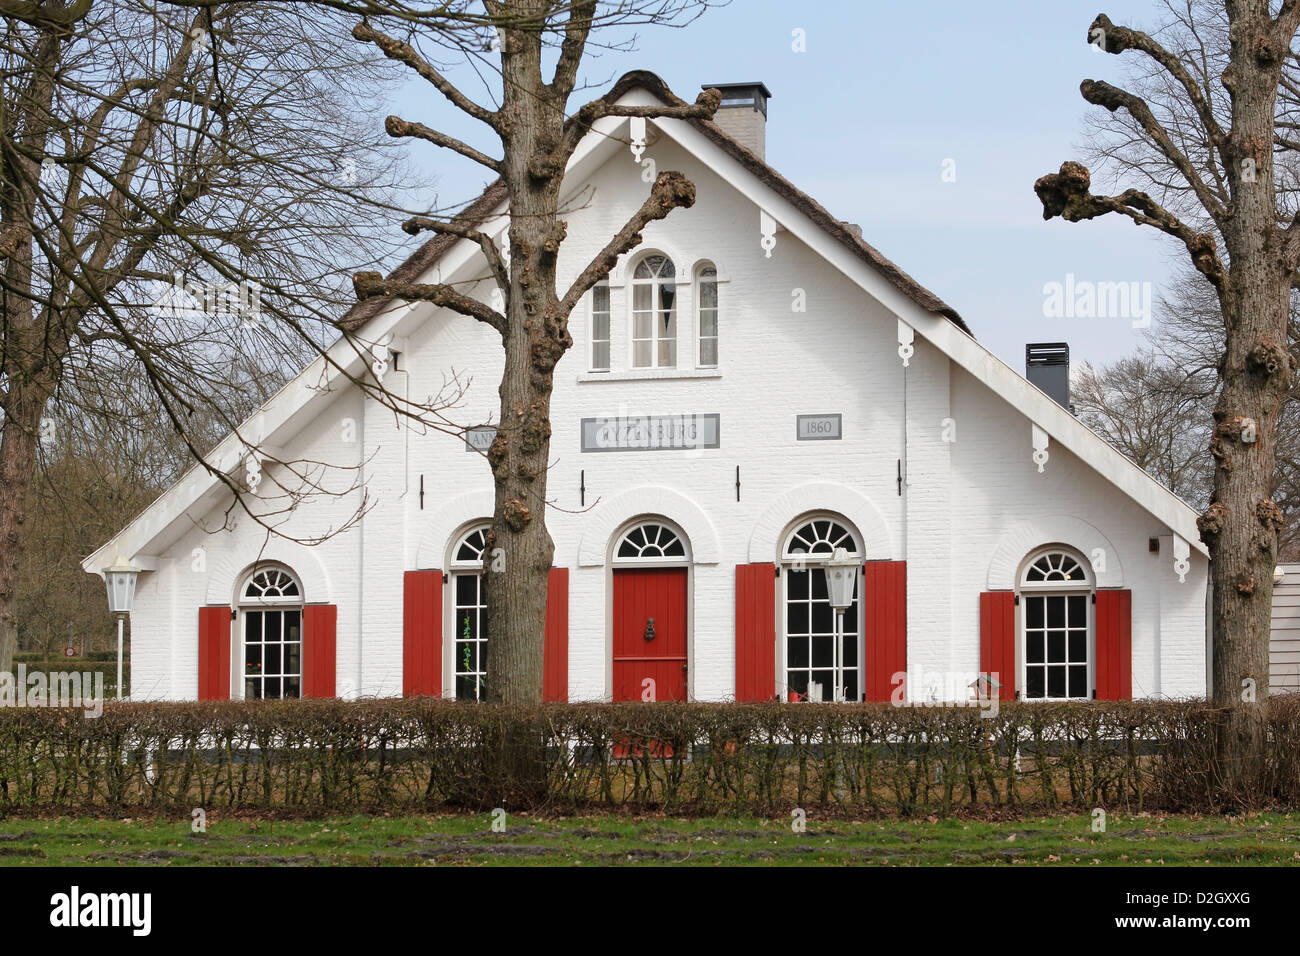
238,566,303,700
696,263,718,367
1020,548,1093,700
632,255,676,368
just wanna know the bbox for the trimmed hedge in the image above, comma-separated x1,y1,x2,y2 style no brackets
0,698,1297,816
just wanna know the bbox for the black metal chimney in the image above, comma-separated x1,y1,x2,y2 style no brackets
1026,342,1071,412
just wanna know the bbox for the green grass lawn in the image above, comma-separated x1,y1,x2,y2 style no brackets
1,811,1298,865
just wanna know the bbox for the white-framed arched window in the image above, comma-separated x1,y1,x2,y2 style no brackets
238,565,303,700
1019,547,1093,700
613,520,689,564
589,273,611,371
631,254,676,368
695,262,718,368
450,524,490,700
781,515,862,703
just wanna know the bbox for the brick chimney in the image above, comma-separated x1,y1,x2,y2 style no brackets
703,82,771,160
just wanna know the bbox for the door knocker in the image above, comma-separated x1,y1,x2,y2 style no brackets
643,617,656,642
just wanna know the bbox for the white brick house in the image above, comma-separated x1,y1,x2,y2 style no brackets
83,72,1210,705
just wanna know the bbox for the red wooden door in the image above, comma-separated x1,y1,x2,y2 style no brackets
613,568,688,701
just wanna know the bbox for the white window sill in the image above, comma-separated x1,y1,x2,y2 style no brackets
578,368,723,383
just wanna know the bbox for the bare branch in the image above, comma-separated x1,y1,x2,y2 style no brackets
353,270,505,333
401,214,508,291
1080,78,1227,227
1088,13,1227,161
561,86,721,158
352,20,499,129
556,169,696,317
384,114,501,172
1035,160,1226,290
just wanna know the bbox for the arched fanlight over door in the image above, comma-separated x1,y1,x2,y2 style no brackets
615,521,687,561
1020,548,1093,700
239,566,303,700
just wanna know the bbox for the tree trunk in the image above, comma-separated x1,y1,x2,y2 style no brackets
0,381,47,676
482,26,569,706
1199,14,1295,800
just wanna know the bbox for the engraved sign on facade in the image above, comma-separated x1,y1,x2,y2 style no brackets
796,414,842,441
581,413,720,453
464,425,497,452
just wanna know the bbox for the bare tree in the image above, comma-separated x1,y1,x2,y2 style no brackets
1035,1,1300,788
0,0,445,674
342,0,721,704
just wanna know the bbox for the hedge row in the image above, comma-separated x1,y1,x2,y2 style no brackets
0,698,1297,816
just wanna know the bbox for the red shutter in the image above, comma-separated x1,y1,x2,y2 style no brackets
198,606,231,701
403,570,443,697
735,563,776,701
863,560,907,702
1095,589,1133,700
302,604,337,698
544,568,569,702
979,591,1017,700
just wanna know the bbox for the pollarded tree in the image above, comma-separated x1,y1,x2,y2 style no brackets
1035,2,1300,790
347,0,721,704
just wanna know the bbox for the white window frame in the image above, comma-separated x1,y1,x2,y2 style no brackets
1018,548,1094,701
778,515,863,704
695,262,718,368
448,524,490,701
234,565,303,701
630,254,678,369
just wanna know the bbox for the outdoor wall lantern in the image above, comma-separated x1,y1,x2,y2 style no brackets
826,548,859,703
103,555,139,700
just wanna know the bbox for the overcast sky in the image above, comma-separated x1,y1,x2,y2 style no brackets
388,0,1187,374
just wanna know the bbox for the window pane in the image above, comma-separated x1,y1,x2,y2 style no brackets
1026,597,1044,629
1046,596,1065,628
787,601,809,635
1026,632,1044,664
265,678,282,699
456,574,476,605
633,340,652,367
265,611,282,643
811,571,828,601
1068,631,1086,662
264,643,282,676
285,643,300,677
593,285,609,312
700,338,718,366
811,600,832,635
699,279,717,311
699,312,717,337
633,284,652,310
1069,665,1088,698
592,313,609,340
1047,666,1066,698
1067,595,1086,625
593,341,610,370
787,637,809,668
1047,630,1066,663
787,568,809,599
658,337,676,368
284,677,300,699
811,636,834,668
1026,667,1045,699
